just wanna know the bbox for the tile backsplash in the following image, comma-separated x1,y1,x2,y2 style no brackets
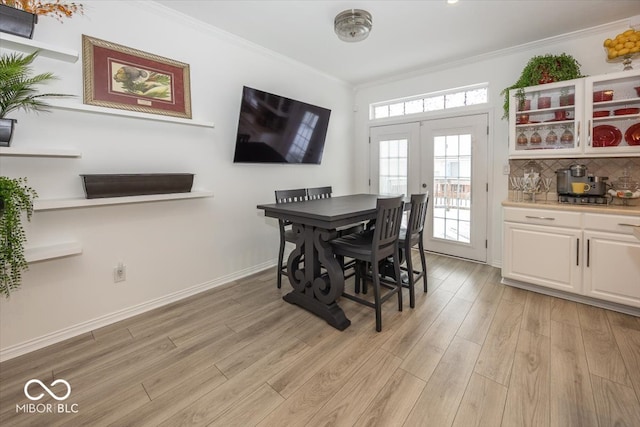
509,157,640,187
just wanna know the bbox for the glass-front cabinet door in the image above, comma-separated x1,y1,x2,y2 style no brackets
584,69,640,156
509,78,584,158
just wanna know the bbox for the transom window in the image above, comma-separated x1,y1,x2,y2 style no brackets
370,84,488,120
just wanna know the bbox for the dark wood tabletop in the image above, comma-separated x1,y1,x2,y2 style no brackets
257,193,406,229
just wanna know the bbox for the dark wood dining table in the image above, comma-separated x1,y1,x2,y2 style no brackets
257,193,406,330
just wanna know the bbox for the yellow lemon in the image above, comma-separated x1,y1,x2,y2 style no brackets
618,48,630,56
615,43,624,50
625,41,635,49
623,29,634,36
631,46,640,54
604,38,613,47
608,48,618,59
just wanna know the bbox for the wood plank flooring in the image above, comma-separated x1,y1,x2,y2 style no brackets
1,252,639,426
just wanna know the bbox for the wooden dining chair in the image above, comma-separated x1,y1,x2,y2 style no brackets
330,196,405,332
306,186,332,200
399,192,429,308
274,188,307,289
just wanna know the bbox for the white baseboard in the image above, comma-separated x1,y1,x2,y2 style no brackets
501,277,640,317
0,260,275,362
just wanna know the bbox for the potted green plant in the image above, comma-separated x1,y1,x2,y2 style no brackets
0,176,37,297
0,50,72,146
501,53,584,119
0,0,83,38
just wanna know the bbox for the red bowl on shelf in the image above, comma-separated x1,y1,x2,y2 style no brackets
593,90,614,102
613,107,640,116
593,110,610,117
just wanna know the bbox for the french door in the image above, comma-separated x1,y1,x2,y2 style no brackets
370,114,488,262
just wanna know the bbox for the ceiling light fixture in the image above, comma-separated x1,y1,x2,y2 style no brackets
334,9,372,42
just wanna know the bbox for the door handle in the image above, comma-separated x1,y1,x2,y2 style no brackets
422,183,427,188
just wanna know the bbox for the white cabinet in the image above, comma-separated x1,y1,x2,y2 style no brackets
583,231,640,306
503,221,582,293
503,208,582,293
509,79,584,158
582,213,640,307
584,70,640,156
503,207,640,309
508,69,640,159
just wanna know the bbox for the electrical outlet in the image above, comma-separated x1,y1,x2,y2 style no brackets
114,262,126,283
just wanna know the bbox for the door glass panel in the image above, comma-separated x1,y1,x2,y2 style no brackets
432,133,471,244
379,139,408,195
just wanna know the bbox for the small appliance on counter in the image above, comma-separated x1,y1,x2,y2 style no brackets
556,164,609,204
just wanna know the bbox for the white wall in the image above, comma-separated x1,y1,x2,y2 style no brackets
353,20,633,268
0,1,355,358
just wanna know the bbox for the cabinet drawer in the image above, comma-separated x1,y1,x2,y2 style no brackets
584,213,640,235
503,207,581,228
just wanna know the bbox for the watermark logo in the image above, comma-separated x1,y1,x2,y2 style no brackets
24,379,71,401
16,379,79,415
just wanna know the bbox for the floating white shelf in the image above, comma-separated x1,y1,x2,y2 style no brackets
34,190,214,211
25,241,82,263
48,100,215,128
0,147,81,158
0,33,79,63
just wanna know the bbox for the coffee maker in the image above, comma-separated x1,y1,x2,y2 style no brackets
556,164,609,204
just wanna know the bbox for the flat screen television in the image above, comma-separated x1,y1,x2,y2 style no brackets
233,86,331,164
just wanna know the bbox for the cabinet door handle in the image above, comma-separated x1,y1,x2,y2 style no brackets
586,120,590,147
525,216,555,220
587,239,590,268
618,223,640,227
577,120,581,147
577,238,580,266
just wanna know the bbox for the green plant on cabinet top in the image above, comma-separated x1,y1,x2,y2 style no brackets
501,53,585,119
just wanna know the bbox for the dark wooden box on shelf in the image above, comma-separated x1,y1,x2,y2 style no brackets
81,173,194,199
0,4,37,39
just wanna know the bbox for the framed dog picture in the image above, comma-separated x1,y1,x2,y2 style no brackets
82,35,192,119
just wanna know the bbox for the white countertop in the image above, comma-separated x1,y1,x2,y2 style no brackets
502,200,640,217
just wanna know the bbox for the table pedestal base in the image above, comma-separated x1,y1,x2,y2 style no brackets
285,223,351,330
283,292,351,330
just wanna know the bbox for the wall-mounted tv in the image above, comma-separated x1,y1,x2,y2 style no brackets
233,86,331,164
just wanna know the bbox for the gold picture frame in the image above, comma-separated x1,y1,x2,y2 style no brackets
82,35,192,119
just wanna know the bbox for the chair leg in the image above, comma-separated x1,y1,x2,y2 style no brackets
277,239,285,289
418,239,428,292
362,262,369,295
405,246,416,308
354,261,362,294
394,250,403,312
371,261,382,332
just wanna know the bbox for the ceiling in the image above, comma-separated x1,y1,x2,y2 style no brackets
155,1,640,86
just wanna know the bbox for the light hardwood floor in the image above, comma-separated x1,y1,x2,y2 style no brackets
1,252,640,426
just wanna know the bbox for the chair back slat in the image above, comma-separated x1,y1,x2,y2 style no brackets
307,186,332,200
372,196,404,260
275,188,307,227
406,193,429,241
275,188,307,204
